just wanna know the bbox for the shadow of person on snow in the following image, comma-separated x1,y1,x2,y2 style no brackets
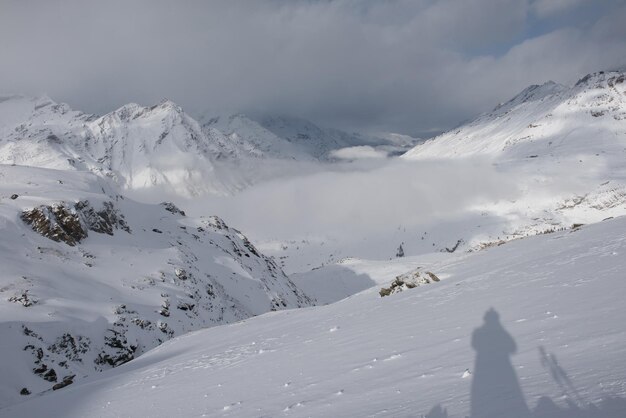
469,308,531,418
422,308,626,418
424,404,449,418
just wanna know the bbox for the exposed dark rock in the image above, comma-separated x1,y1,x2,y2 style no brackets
21,204,87,246
95,329,136,368
48,333,90,362
33,364,47,375
43,368,58,382
396,243,405,258
75,200,130,234
20,388,30,396
157,321,174,337
152,228,163,234
380,269,440,297
177,302,195,311
241,236,261,257
160,202,186,216
21,200,130,245
8,291,37,307
33,363,57,382
10,194,19,200
206,216,227,230
46,134,62,143
444,239,464,253
130,318,153,329
159,299,170,317
174,268,188,280
52,375,75,391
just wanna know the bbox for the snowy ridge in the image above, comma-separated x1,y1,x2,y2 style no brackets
0,165,311,407
202,113,412,161
0,96,250,197
0,95,94,171
82,100,241,196
0,96,417,197
403,70,626,159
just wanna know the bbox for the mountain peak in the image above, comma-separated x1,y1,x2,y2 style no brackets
404,69,625,160
495,80,566,112
155,98,183,111
574,69,626,88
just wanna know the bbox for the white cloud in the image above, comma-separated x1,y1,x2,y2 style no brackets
192,158,519,238
0,0,624,134
330,146,388,160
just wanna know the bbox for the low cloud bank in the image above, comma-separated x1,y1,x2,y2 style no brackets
188,158,520,239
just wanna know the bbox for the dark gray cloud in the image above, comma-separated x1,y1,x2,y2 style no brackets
1,0,625,135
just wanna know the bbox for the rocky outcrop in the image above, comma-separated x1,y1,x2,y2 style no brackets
75,200,130,234
21,205,87,246
161,202,186,216
21,200,130,245
379,269,440,297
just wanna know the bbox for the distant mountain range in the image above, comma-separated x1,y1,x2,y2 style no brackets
0,96,418,197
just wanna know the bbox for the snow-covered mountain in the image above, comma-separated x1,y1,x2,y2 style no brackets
0,96,417,198
0,95,94,171
0,165,311,407
4,215,626,417
0,96,240,196
201,113,415,161
373,69,626,256
82,100,240,196
403,70,626,160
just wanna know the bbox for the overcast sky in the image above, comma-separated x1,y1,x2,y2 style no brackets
1,0,625,136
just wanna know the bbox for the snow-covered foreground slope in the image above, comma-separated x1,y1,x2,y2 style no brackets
0,165,311,408
4,216,626,417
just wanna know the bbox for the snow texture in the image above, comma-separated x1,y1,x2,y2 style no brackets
3,216,626,417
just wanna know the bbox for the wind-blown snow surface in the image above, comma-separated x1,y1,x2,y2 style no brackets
3,216,626,417
0,165,310,408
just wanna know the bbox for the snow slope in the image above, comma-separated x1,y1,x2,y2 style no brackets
4,216,626,417
0,165,311,408
403,71,626,160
